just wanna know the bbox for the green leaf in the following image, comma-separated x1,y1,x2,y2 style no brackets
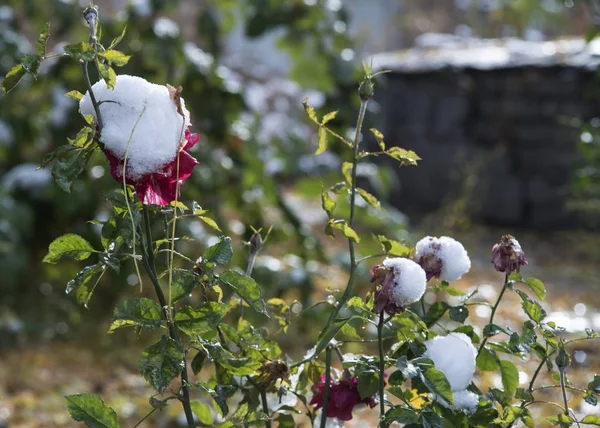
423,302,450,327
476,347,500,372
329,220,360,243
66,264,105,306
108,298,162,333
36,22,51,56
421,368,454,405
65,90,84,101
314,317,357,358
342,162,353,184
218,270,268,316
500,360,519,398
385,407,418,424
65,393,119,428
140,336,184,393
397,356,420,380
191,401,214,426
68,126,93,148
483,323,504,337
174,303,230,336
1,64,26,94
581,415,600,425
370,128,385,150
316,126,328,155
52,149,93,192
422,408,444,428
322,110,338,124
357,188,380,210
449,305,469,323
203,236,233,266
191,350,207,375
376,235,411,257
321,188,336,218
96,61,116,90
547,413,574,426
63,42,95,61
108,25,127,49
523,277,546,300
357,371,379,400
386,146,421,166
98,50,131,66
301,98,318,123
522,300,545,323
43,233,95,263
588,375,600,393
198,216,222,232
171,269,201,303
21,54,41,75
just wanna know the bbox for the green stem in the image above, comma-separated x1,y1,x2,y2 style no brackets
559,369,569,416
140,208,195,428
81,61,103,130
260,389,272,428
132,408,157,428
320,346,333,428
377,311,386,423
321,99,369,333
477,273,509,357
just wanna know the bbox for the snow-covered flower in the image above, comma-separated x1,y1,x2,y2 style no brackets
491,235,528,274
414,236,471,282
310,376,377,421
370,257,427,316
424,332,478,413
80,75,199,205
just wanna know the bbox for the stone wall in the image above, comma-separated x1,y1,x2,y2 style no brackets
374,37,600,229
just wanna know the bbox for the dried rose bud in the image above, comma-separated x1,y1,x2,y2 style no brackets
490,235,528,274
369,258,426,316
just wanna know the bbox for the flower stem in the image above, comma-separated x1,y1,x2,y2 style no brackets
320,346,333,428
140,208,195,428
321,99,369,333
477,273,509,357
559,368,569,416
260,389,271,428
377,311,386,423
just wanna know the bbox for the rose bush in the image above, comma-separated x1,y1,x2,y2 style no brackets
4,5,600,428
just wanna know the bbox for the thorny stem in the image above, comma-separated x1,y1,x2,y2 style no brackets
320,346,333,428
289,98,369,371
377,312,386,424
477,273,509,357
321,99,369,333
140,208,195,428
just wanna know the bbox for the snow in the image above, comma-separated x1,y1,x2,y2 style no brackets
313,411,345,428
2,163,51,191
382,257,427,307
415,236,471,282
80,75,190,179
452,389,479,413
424,332,476,391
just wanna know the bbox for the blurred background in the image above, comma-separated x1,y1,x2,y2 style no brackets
2,0,600,426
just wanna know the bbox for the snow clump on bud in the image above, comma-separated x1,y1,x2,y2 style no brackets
370,257,426,316
414,236,471,282
424,332,478,413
